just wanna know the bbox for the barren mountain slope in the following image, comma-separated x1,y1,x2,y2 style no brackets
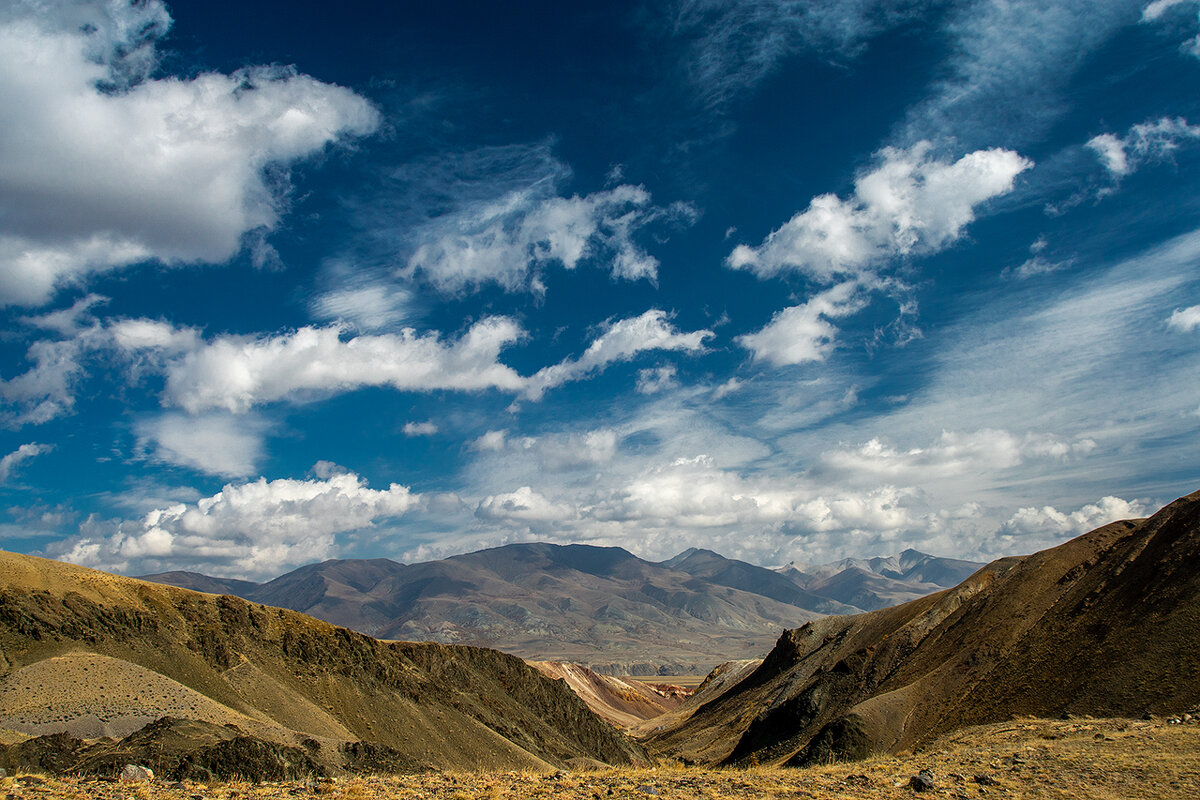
0,551,644,772
527,662,686,728
647,489,1200,767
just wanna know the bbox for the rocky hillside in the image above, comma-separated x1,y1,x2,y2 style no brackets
143,543,976,675
646,489,1200,767
0,551,644,774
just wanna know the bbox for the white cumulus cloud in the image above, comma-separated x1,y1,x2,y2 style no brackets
163,318,527,414
6,307,715,428
1168,305,1200,331
588,454,917,533
1144,0,1196,19
999,496,1148,540
403,421,438,437
58,470,418,579
736,281,867,366
1142,0,1200,57
476,486,574,523
728,143,1031,282
0,0,379,306
0,334,95,425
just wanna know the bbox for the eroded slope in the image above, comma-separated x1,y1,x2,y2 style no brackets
0,551,644,772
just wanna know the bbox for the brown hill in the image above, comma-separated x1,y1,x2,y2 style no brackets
646,489,1200,767
0,550,644,773
527,662,687,729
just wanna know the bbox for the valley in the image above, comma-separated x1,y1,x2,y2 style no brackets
3,489,1200,797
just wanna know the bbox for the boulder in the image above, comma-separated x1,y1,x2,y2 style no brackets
120,764,154,782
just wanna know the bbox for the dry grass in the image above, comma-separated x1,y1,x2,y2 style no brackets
3,717,1198,799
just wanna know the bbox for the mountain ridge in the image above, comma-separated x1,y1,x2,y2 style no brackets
141,542,982,674
0,549,645,773
645,490,1200,767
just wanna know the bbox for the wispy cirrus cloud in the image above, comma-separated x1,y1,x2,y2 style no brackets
1088,117,1200,178
135,413,270,478
405,182,686,293
340,141,696,300
667,0,937,112
0,442,52,483
897,0,1143,148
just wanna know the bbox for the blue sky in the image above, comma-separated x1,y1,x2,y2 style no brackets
2,0,1199,580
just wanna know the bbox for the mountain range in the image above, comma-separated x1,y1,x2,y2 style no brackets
5,488,1200,779
142,544,983,674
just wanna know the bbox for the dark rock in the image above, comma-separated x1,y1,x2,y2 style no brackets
787,714,874,766
340,740,424,774
908,770,935,791
0,732,86,775
974,774,999,786
174,736,320,782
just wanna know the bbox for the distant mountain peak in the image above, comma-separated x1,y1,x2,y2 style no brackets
141,540,984,672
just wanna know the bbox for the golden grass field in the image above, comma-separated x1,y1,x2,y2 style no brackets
3,717,1197,799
